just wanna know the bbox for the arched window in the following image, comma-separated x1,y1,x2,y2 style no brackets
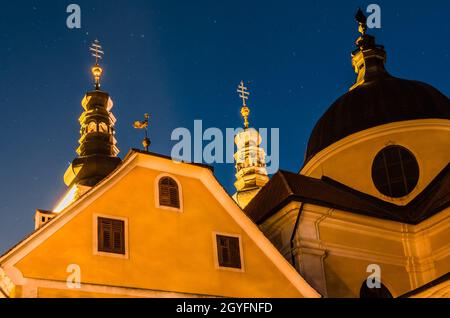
99,122,108,133
372,145,419,198
87,122,97,133
158,177,180,209
360,281,393,298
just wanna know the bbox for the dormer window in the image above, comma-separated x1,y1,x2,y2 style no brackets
155,175,183,211
159,177,180,209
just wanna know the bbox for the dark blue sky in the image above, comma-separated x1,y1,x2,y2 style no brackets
0,1,448,253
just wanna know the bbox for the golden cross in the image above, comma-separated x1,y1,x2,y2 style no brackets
90,39,104,65
237,80,250,107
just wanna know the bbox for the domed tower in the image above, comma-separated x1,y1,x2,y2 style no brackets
301,10,450,206
233,81,269,208
244,10,449,298
63,40,121,189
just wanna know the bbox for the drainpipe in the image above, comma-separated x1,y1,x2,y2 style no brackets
290,202,304,270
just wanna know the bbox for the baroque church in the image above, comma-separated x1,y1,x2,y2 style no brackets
0,11,449,298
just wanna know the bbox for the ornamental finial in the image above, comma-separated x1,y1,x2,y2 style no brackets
89,39,104,90
133,113,151,152
237,81,250,129
355,8,367,36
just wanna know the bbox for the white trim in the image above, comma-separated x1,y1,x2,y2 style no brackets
2,265,25,286
212,232,245,273
21,285,38,298
154,173,184,213
0,267,15,297
93,214,129,259
23,278,219,298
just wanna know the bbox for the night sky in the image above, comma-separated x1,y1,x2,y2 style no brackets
0,1,448,254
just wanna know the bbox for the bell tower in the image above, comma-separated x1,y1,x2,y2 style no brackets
233,81,269,209
63,40,121,188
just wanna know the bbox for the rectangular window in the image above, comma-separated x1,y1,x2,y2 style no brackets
216,235,241,269
98,217,125,255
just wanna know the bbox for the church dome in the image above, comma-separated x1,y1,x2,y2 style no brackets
305,76,450,163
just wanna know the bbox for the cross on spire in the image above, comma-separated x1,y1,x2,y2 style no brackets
237,80,250,107
237,81,251,129
90,39,104,65
89,39,104,90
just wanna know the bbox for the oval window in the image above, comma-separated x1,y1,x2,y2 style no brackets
371,146,419,198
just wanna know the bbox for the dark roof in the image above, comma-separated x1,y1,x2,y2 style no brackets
244,163,450,225
305,76,450,164
399,272,450,298
36,209,57,215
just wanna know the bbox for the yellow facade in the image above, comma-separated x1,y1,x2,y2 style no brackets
259,119,450,298
260,196,450,298
0,151,319,298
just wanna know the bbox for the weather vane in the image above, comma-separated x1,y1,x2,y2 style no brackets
237,81,251,129
89,39,104,90
355,8,367,36
133,113,151,152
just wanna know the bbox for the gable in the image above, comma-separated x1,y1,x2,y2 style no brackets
1,152,319,298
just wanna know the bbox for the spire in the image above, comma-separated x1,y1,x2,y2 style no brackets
63,39,121,188
350,8,389,90
90,39,104,90
237,81,250,129
233,81,269,209
355,8,367,36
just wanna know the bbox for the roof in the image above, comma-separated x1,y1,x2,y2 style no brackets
400,272,450,298
305,76,450,164
0,149,320,297
244,163,450,224
127,148,214,172
1,149,214,260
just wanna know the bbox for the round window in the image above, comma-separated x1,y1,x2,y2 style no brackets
371,146,419,198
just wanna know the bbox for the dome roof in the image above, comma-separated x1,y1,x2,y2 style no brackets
305,76,450,163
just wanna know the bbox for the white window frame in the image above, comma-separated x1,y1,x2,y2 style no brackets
154,173,184,213
212,231,245,273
